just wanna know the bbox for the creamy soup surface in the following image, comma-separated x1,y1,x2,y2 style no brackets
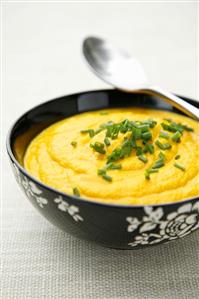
24,108,199,205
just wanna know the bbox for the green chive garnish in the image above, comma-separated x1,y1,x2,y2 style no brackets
145,168,159,179
100,111,109,115
159,152,166,159
107,148,122,163
161,120,193,133
159,131,170,139
142,131,152,141
73,187,80,197
155,140,172,150
84,117,191,182
145,152,165,179
102,174,112,182
104,137,111,146
81,129,95,138
171,131,182,143
175,154,180,160
97,162,121,182
136,146,143,156
148,168,159,174
143,119,157,128
97,168,106,176
133,128,142,140
161,123,178,133
90,142,106,154
145,170,150,180
164,118,172,122
106,162,122,170
148,144,155,154
143,144,154,154
138,124,150,132
183,124,194,132
71,141,77,147
138,155,148,163
174,163,185,171
152,161,164,169
94,128,104,135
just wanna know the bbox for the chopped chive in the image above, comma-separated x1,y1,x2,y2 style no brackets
136,146,143,156
162,143,172,149
104,137,111,146
145,151,165,179
161,123,178,132
130,137,137,148
90,142,106,154
73,187,80,197
100,111,109,115
159,152,166,160
143,144,154,154
148,144,154,154
155,140,165,150
106,162,122,170
137,124,150,132
183,124,193,132
81,129,95,138
145,170,150,180
148,168,159,174
152,161,164,169
71,141,77,147
155,140,172,150
107,148,122,163
159,131,170,139
161,120,193,134
164,118,172,122
138,155,148,163
142,131,152,141
120,119,131,133
174,163,185,171
144,119,157,128
152,152,165,169
97,168,106,176
175,154,180,160
102,174,112,182
143,145,148,153
133,128,142,140
145,168,159,179
83,117,191,182
94,128,104,135
171,131,182,143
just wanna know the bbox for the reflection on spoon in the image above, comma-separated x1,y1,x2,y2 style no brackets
83,36,198,120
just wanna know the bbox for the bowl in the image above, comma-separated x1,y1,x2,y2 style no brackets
7,89,199,249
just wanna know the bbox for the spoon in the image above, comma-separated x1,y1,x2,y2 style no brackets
82,36,198,120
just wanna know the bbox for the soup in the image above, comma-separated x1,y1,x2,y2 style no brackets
24,108,199,205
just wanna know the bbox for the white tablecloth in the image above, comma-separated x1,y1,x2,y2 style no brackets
2,2,199,298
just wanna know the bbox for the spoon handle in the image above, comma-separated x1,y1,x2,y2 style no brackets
142,86,199,120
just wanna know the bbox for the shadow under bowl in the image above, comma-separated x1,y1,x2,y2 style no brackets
6,89,199,249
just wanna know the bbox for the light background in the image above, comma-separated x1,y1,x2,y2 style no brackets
2,2,199,299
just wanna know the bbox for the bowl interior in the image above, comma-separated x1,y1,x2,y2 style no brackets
8,89,198,168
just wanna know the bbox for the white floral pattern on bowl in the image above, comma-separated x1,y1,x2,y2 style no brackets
54,195,84,222
12,163,84,222
12,163,48,208
126,202,199,247
11,162,198,247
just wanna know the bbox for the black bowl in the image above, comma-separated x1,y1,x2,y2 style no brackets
7,89,199,249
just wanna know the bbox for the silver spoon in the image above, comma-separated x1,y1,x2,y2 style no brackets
83,36,198,120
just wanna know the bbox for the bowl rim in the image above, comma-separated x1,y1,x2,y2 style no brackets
6,88,199,209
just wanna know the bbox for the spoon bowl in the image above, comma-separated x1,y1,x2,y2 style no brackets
83,36,149,90
83,36,199,120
